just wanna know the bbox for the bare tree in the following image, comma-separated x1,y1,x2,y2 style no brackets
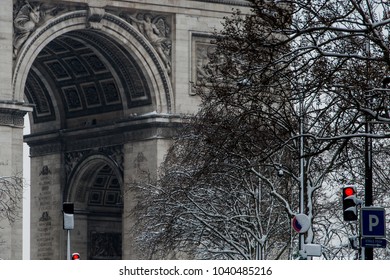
131,0,390,259
0,176,24,224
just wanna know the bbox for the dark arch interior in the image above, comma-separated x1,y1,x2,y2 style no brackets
88,164,122,208
25,29,152,130
86,163,122,260
71,161,123,260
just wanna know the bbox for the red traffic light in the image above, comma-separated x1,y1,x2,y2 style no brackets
71,253,80,260
342,185,358,221
343,187,355,197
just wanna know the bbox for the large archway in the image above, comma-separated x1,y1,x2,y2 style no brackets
14,8,174,131
21,7,175,259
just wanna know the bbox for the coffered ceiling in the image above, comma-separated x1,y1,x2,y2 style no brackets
25,29,152,126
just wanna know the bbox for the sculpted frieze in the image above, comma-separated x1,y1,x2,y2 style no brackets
191,34,218,95
120,12,172,75
13,1,67,58
0,108,26,127
64,145,124,182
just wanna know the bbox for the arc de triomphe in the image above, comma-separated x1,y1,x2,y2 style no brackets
0,0,249,259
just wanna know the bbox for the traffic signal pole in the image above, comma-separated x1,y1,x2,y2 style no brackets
63,202,75,260
67,229,71,260
299,91,306,259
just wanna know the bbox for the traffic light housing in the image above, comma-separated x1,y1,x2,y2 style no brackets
63,202,74,230
71,252,80,260
342,186,358,221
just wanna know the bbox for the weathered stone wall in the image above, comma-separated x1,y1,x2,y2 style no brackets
30,156,62,260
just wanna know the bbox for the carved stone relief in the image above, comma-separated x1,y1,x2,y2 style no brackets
89,231,122,259
13,0,67,58
191,34,217,95
36,165,54,259
64,145,124,183
87,7,105,29
0,108,26,127
120,12,172,75
130,152,151,183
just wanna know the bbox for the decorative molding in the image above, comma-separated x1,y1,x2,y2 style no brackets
87,7,105,29
25,68,56,123
66,134,125,153
30,142,62,157
193,0,251,6
64,145,124,183
0,107,29,128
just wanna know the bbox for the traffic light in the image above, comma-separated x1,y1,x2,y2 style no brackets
342,185,358,221
63,202,74,230
71,252,80,260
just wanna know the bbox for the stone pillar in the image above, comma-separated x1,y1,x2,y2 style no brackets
0,0,13,100
0,0,33,260
122,138,172,259
29,151,63,260
0,103,32,260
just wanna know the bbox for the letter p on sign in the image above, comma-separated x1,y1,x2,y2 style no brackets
361,207,386,238
369,215,379,232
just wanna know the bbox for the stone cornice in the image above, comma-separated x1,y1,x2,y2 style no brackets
190,0,251,6
0,101,33,128
24,114,186,156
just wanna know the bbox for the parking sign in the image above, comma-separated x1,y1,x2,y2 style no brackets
361,207,386,238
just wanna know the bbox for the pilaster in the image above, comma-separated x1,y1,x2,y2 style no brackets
0,102,32,260
0,0,13,100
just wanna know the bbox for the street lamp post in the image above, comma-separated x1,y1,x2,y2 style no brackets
363,77,390,260
299,90,306,259
364,103,373,260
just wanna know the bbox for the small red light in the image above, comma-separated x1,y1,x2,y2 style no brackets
71,253,80,260
344,187,355,197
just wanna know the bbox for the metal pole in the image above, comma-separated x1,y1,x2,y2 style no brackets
363,39,374,260
364,103,373,260
299,91,305,258
67,229,71,260
365,120,373,207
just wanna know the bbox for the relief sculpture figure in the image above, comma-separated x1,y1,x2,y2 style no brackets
125,13,172,74
13,1,61,58
13,1,41,57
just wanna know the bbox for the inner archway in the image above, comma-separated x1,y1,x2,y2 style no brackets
67,157,123,260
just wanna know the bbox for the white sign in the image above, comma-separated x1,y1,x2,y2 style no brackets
291,214,310,233
63,213,74,230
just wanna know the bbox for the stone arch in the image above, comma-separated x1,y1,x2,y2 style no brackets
65,153,123,203
13,9,173,119
65,153,123,260
21,8,177,260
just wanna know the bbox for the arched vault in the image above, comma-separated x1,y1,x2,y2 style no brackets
13,9,173,134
